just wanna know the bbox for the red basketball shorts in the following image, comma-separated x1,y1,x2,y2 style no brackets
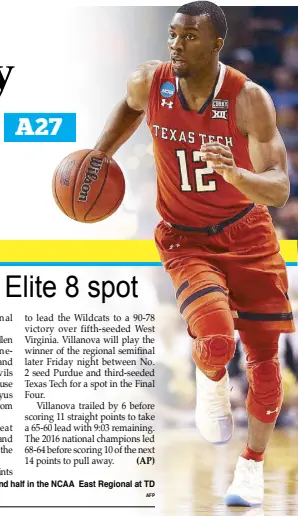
154,204,295,334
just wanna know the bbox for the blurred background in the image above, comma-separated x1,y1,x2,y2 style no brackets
100,6,298,430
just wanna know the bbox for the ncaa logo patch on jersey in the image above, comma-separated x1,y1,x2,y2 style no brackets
211,99,229,120
160,82,175,98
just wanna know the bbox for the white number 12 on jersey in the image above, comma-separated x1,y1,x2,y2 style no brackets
176,149,217,192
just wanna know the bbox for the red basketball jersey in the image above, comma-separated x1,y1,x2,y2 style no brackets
147,62,256,226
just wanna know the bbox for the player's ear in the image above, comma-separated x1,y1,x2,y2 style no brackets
214,38,224,53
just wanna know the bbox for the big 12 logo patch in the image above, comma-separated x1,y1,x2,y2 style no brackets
0,67,15,96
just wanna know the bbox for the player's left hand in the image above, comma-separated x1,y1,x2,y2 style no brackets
200,143,242,185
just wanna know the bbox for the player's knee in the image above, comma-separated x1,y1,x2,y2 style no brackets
247,358,283,408
187,298,233,338
192,334,235,370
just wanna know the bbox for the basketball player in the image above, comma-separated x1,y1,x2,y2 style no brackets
95,1,295,506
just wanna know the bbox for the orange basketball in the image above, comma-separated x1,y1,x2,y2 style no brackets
52,149,125,223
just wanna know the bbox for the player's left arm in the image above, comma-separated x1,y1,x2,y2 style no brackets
201,82,290,207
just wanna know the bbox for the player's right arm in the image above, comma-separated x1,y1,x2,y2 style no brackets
95,61,161,157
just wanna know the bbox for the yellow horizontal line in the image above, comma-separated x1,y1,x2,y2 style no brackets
0,240,160,262
0,240,295,263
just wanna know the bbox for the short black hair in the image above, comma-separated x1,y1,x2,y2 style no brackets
176,1,227,40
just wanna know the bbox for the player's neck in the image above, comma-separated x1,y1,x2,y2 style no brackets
180,60,220,97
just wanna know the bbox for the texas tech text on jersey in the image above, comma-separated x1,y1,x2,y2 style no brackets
151,126,234,147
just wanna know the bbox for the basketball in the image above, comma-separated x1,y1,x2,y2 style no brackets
52,149,125,223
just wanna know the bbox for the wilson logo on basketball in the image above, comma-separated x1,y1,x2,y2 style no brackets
78,156,103,202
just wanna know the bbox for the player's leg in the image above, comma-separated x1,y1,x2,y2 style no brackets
163,257,236,443
189,300,235,380
178,274,236,445
225,206,294,507
242,329,281,454
189,302,236,445
154,221,236,444
225,329,281,507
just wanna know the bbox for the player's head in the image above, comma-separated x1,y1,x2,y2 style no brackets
169,1,227,77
